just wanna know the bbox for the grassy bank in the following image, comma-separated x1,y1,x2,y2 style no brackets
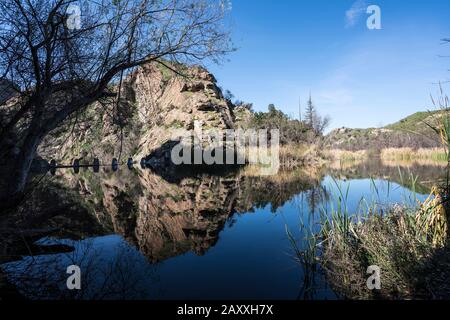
381,147,448,162
321,187,449,299
279,144,326,169
325,149,369,162
243,144,327,172
326,147,447,163
295,103,450,299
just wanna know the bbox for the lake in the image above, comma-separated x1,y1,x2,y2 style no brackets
0,159,444,299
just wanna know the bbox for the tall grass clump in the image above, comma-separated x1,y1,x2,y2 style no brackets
286,220,322,300
244,144,325,171
318,88,450,299
417,85,450,244
320,184,446,299
416,187,448,247
427,85,450,184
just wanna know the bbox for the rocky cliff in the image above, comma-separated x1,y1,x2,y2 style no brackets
38,62,238,166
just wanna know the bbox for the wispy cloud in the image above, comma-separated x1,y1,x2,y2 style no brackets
318,89,354,107
345,0,368,28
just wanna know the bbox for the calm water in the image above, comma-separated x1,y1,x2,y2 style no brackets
1,161,443,299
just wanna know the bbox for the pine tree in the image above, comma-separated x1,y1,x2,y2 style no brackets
303,93,331,135
304,92,316,129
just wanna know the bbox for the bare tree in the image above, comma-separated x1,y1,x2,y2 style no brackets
0,0,233,208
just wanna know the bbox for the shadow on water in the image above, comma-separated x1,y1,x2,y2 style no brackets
0,158,446,299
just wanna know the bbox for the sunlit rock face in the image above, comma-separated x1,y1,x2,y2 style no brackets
38,62,237,165
131,64,235,159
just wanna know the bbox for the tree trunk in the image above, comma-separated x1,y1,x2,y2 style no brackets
0,89,110,213
1,129,44,211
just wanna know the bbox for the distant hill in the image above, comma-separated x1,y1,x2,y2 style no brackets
385,111,441,132
325,110,447,151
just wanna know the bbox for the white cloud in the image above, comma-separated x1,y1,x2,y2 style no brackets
345,0,368,28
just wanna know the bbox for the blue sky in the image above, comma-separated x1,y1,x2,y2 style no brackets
208,0,450,130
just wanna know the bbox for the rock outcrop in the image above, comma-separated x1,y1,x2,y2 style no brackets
38,62,238,167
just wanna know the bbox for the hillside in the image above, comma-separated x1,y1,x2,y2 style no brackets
385,111,441,132
325,110,447,151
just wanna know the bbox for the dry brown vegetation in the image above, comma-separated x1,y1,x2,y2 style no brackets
381,148,447,162
325,149,369,162
323,192,450,299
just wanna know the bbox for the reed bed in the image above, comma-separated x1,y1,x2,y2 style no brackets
381,158,448,168
326,149,369,162
278,144,309,167
319,178,450,299
241,165,320,183
281,144,328,170
244,144,306,165
292,162,449,298
381,147,447,162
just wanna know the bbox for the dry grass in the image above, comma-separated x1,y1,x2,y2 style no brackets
325,149,369,162
245,144,326,169
237,143,326,176
416,187,449,247
278,144,309,164
381,158,448,168
322,188,450,299
279,144,325,169
381,147,448,162
323,149,369,171
322,208,434,299
241,165,321,184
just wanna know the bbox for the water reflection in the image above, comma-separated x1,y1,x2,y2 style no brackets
327,158,446,194
2,236,160,299
0,159,446,299
51,167,317,263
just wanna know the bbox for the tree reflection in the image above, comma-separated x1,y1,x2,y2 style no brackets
2,237,160,300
